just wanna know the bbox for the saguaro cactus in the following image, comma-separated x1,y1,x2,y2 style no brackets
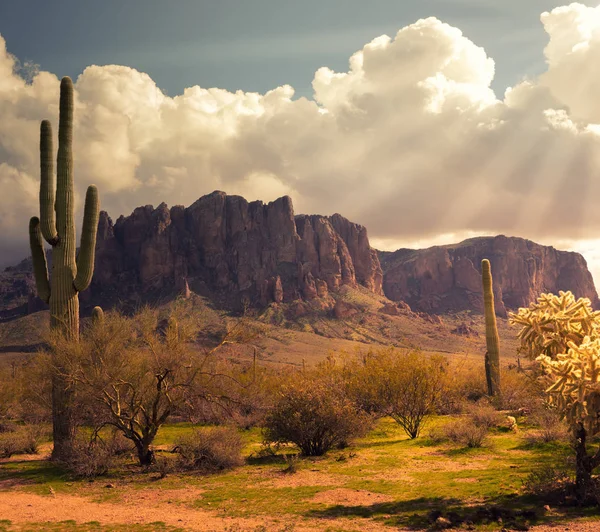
29,76,100,459
481,259,501,396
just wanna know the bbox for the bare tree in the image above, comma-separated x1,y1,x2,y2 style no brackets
51,305,260,465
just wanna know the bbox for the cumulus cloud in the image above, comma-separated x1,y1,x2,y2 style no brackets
2,4,600,282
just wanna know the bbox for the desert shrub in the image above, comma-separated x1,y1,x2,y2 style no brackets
174,427,244,472
62,438,114,478
0,425,43,458
466,400,503,429
426,426,448,445
264,374,371,456
0,421,18,434
340,348,445,438
281,453,300,474
437,361,488,414
444,419,488,448
51,305,258,466
498,368,542,411
523,465,572,499
524,406,569,445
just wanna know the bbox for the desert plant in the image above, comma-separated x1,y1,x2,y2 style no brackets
522,465,572,499
465,400,502,429
343,349,446,438
524,406,568,445
174,427,244,472
0,425,44,458
53,306,255,466
481,259,500,397
444,419,488,448
29,77,100,459
62,437,114,478
264,374,370,456
510,291,600,502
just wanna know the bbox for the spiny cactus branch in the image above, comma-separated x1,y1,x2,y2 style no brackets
74,184,100,292
29,217,51,304
39,120,58,246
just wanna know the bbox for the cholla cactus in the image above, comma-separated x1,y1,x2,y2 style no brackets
537,337,600,435
510,291,600,502
509,291,600,359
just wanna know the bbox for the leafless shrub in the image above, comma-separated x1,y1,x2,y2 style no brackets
444,419,488,448
62,438,114,478
174,427,244,472
524,406,569,445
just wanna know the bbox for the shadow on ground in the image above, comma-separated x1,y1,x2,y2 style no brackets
306,493,600,530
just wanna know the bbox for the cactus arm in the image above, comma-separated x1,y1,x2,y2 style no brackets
73,185,100,292
29,217,51,304
39,120,58,245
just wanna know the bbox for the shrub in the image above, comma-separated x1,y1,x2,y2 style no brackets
264,375,370,456
340,348,445,438
523,465,572,499
466,400,502,429
0,425,43,458
437,361,488,414
62,438,114,478
498,368,542,411
524,406,569,445
174,427,244,472
444,419,488,448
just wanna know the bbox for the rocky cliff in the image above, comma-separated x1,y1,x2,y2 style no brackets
2,196,598,320
379,235,599,316
84,191,383,309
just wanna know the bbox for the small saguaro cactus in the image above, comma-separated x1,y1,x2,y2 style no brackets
481,259,501,397
29,76,100,459
91,306,104,325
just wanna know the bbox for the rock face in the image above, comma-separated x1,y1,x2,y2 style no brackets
379,236,599,314
86,191,384,309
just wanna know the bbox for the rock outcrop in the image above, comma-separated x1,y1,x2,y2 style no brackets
86,191,383,309
379,235,599,314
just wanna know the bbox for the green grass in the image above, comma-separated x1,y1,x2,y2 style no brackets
1,417,599,530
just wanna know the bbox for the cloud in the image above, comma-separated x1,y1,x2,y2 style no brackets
2,4,600,283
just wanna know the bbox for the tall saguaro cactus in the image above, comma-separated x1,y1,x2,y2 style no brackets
481,259,500,397
29,76,100,459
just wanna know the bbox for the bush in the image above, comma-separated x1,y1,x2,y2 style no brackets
437,361,488,414
264,375,370,456
466,400,502,429
174,427,244,472
499,368,542,411
0,425,43,458
340,349,445,438
444,419,488,448
523,465,572,499
524,406,569,445
62,438,114,478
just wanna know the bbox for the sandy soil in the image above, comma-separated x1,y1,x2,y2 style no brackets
0,489,397,531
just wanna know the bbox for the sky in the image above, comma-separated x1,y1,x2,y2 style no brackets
2,1,600,286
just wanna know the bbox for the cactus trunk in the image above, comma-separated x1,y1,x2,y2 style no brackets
481,259,501,397
29,77,100,459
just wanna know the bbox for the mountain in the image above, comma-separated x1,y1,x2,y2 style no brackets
1,193,597,321
379,235,599,316
85,191,383,311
